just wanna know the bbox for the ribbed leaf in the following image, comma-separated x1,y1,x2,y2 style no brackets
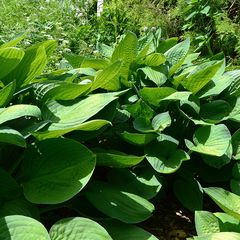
22,138,96,204
0,47,24,79
50,217,112,240
0,215,50,240
86,181,154,224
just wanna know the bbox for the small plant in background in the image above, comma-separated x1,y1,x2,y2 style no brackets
176,0,240,67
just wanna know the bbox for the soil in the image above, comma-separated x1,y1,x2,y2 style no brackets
140,193,196,240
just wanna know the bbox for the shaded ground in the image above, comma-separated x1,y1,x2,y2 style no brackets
141,193,196,240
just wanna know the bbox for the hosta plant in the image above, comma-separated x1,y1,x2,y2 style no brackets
0,30,239,239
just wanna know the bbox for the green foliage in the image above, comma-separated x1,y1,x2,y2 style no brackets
176,0,240,66
0,31,239,239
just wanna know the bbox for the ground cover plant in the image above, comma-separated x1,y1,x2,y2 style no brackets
0,29,239,239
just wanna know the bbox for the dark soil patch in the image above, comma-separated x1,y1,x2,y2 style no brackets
140,193,196,240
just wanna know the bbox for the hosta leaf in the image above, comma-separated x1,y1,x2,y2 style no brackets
64,53,109,69
157,37,178,53
0,33,27,48
137,34,154,58
181,60,223,94
36,91,124,139
91,61,122,91
228,97,240,122
126,99,154,120
189,232,240,240
22,138,96,204
0,47,25,79
204,187,240,220
0,127,26,147
200,100,231,123
226,70,240,97
98,43,114,58
33,81,92,102
202,143,232,169
141,53,166,67
0,215,50,240
102,220,158,240
50,217,112,240
174,178,203,211
198,74,234,98
95,149,145,168
2,44,47,87
164,38,190,76
0,104,41,124
145,137,189,174
152,112,171,131
214,212,240,232
185,124,231,157
231,179,240,196
195,211,220,235
86,181,154,223
0,168,21,203
0,198,39,219
111,32,138,80
140,67,167,86
0,81,16,107
107,167,163,200
119,131,157,146
232,129,240,160
42,91,123,125
139,87,176,107
163,91,192,101
34,119,110,140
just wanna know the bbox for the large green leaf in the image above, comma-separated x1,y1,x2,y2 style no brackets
107,167,163,200
214,212,240,232
0,47,25,79
33,81,92,102
0,104,41,124
34,119,110,140
0,215,49,240
119,131,157,146
64,53,110,69
0,33,27,49
111,32,138,80
0,168,21,203
195,211,220,235
202,143,232,169
34,91,123,139
189,232,240,240
96,149,145,168
181,60,223,94
139,87,176,107
91,61,122,91
204,187,240,220
140,53,166,67
0,127,26,147
0,81,16,107
139,67,167,86
174,178,203,211
164,38,190,76
2,43,48,87
21,138,96,204
185,124,231,157
200,100,231,123
0,198,39,219
49,217,112,240
86,181,154,223
102,220,158,240
232,129,240,160
145,136,189,174
226,70,240,97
